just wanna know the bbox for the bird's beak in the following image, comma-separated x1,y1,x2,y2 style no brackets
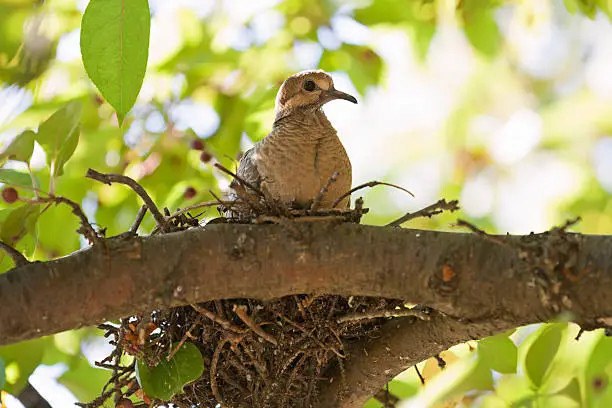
325,88,358,104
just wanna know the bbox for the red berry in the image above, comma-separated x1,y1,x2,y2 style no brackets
115,398,134,408
184,186,197,199
2,187,18,203
190,139,205,150
200,151,213,163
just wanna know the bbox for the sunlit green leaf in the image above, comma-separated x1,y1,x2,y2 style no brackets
462,9,501,57
0,338,47,394
0,130,35,165
0,169,33,188
135,342,204,400
80,0,151,125
524,324,564,388
387,379,419,399
479,332,518,374
0,204,40,245
36,101,82,177
59,356,111,402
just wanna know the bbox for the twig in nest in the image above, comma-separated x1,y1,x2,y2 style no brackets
214,163,265,198
167,200,228,222
233,304,278,346
0,241,29,267
167,315,202,361
332,181,414,208
310,172,339,212
190,304,245,333
211,339,228,404
336,307,430,323
86,168,172,233
455,219,509,248
387,199,460,227
129,206,147,235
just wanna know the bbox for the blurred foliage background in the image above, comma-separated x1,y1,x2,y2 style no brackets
2,0,612,406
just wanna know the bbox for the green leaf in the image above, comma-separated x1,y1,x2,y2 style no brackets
0,338,47,394
577,0,598,18
0,204,40,245
387,379,418,399
36,101,82,177
80,0,151,125
524,324,564,388
135,342,204,401
564,0,579,13
0,130,35,165
0,169,34,188
58,356,112,402
479,332,518,374
462,9,501,57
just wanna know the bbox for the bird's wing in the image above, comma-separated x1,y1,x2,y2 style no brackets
231,146,261,194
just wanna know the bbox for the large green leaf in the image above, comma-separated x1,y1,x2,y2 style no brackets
59,356,112,402
80,0,151,125
462,9,501,58
479,332,518,374
0,204,40,245
0,129,35,165
523,324,564,388
135,342,205,401
0,338,47,394
36,101,82,177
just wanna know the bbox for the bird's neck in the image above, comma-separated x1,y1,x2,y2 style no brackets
273,107,333,130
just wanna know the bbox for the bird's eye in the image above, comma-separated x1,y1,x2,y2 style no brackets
303,80,316,92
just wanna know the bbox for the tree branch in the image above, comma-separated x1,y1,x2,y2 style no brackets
1,223,611,405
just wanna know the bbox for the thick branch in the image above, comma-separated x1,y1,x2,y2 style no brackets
1,224,611,348
2,223,611,406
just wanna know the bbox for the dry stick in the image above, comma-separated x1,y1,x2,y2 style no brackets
129,206,148,235
331,181,415,209
33,196,100,244
167,200,228,221
455,219,510,248
86,168,171,233
211,338,229,404
386,199,460,227
0,241,29,267
233,304,278,346
337,307,430,324
166,315,202,361
190,304,245,333
310,172,339,212
213,162,265,198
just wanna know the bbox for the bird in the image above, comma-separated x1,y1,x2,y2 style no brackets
229,70,357,214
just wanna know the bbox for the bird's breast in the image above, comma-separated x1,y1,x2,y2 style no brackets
256,129,351,208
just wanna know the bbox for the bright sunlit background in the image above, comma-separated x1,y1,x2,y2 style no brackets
1,0,612,406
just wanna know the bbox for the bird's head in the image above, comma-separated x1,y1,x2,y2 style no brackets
274,70,357,121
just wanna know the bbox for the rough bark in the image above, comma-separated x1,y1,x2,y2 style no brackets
0,222,610,406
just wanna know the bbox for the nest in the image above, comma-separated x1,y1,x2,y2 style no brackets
79,168,425,408
83,295,411,408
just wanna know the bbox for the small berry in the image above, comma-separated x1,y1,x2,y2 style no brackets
200,151,213,163
115,398,134,408
184,186,197,199
190,139,205,150
2,187,18,203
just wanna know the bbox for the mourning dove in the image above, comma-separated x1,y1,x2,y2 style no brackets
230,70,357,212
